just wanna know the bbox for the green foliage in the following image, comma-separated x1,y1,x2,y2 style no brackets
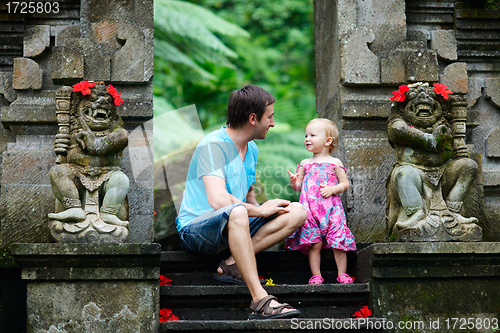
153,0,318,202
153,0,248,108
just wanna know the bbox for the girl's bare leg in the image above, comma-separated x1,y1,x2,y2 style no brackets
333,248,347,276
308,242,323,276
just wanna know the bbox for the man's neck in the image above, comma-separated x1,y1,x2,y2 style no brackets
225,126,251,151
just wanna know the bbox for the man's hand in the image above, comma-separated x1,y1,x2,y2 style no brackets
258,199,291,217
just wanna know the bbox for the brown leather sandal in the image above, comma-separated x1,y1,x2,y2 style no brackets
249,295,300,320
213,260,245,285
213,260,266,285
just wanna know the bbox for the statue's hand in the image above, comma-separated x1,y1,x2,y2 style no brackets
75,131,96,151
432,124,451,151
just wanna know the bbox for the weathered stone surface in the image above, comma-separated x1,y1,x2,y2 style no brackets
123,121,154,243
340,88,393,118
431,30,457,61
341,27,380,84
380,42,427,84
51,46,84,81
11,243,160,333
344,137,395,242
314,0,342,115
23,25,50,58
0,71,17,102
111,23,146,82
485,78,500,109
1,93,56,124
63,38,111,81
466,76,484,108
336,0,357,39
12,58,42,90
1,147,55,248
380,50,407,84
405,50,439,83
356,243,500,320
487,129,500,158
441,62,468,94
355,0,406,55
54,25,80,46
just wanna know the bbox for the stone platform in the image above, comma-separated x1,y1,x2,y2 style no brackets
356,242,500,332
10,243,161,333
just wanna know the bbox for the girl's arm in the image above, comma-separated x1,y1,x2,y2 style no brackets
287,164,305,192
319,164,349,198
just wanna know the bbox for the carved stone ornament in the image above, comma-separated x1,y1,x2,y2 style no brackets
48,81,130,243
386,82,482,242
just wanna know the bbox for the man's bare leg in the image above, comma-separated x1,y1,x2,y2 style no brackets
221,202,305,267
251,202,306,253
225,205,300,312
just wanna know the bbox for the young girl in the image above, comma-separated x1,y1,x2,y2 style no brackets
285,118,356,285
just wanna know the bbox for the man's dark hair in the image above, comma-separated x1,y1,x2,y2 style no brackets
227,85,275,129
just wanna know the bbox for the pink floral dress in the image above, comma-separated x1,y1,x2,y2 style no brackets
285,162,356,254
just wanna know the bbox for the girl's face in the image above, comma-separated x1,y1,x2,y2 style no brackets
304,122,331,153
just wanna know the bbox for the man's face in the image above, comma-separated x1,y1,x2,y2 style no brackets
253,104,275,139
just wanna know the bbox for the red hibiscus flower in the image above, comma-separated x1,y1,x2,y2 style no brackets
159,274,172,286
72,80,95,95
160,308,179,322
106,84,124,106
433,83,453,100
353,305,372,319
390,85,409,102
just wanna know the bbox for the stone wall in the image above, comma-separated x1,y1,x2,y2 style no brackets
0,0,154,248
314,0,500,242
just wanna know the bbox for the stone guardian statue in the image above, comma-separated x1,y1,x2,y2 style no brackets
386,82,482,242
48,81,130,243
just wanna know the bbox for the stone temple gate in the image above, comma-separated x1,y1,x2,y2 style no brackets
0,0,499,332
314,0,500,243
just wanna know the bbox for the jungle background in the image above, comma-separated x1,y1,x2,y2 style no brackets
153,0,317,248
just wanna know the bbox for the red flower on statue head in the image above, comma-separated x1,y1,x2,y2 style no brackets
390,85,409,102
106,84,124,106
72,80,95,95
353,305,372,319
433,83,453,100
160,308,179,322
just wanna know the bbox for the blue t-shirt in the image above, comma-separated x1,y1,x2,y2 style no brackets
175,127,258,232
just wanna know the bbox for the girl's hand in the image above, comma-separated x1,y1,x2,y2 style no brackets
287,170,299,181
319,184,334,198
287,169,303,191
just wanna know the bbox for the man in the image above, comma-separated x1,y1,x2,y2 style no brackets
176,85,306,319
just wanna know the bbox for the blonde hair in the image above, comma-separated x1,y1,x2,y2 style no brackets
306,118,339,153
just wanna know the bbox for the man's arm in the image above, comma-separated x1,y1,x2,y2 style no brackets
203,175,290,217
246,185,260,206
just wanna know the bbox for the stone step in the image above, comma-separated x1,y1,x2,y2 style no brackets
160,318,385,332
161,249,360,285
161,283,370,320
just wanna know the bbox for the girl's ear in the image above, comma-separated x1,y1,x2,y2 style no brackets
325,136,333,148
249,113,257,125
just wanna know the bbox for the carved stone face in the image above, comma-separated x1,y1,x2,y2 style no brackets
402,87,442,129
77,85,115,131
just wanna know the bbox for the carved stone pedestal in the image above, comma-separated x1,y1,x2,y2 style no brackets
10,243,161,333
356,242,500,326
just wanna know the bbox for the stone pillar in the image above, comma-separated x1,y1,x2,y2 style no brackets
11,243,161,333
314,0,496,241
